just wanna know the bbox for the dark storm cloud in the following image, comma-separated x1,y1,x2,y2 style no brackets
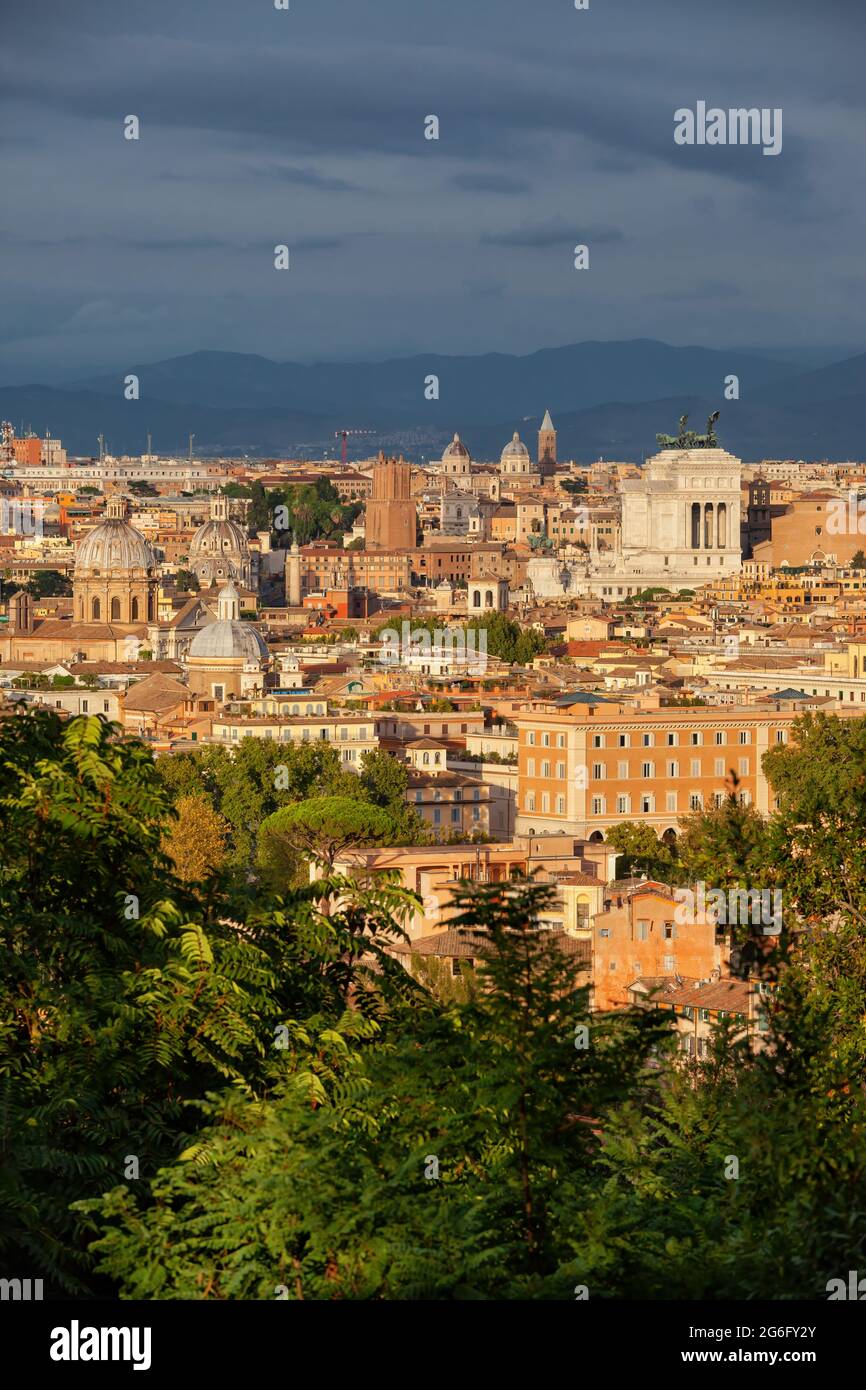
450,172,532,194
483,221,624,249
1,0,864,375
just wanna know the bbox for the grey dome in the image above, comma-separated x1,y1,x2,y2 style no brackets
75,518,156,573
188,619,269,661
501,431,529,461
190,517,249,557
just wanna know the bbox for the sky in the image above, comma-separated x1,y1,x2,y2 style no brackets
1,0,865,382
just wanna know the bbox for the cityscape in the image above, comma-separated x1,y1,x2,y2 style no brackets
1,0,865,1358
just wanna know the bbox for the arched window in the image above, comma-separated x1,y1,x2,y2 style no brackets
110,597,121,621
485,590,494,607
131,596,139,621
473,590,481,608
91,597,100,620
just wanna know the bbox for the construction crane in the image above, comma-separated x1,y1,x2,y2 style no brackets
334,428,375,467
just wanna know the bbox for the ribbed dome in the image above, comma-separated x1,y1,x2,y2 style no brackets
189,517,249,557
443,434,470,461
75,518,156,573
501,431,529,461
188,620,269,661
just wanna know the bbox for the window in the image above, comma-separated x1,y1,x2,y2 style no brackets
527,758,535,776
642,733,653,747
640,794,653,813
739,730,751,745
556,734,565,748
699,1008,710,1022
451,808,461,823
775,730,787,744
82,700,89,712
636,919,649,941
616,794,630,814
433,808,441,826
599,928,611,938
541,793,550,813
591,796,605,815
526,794,536,812
664,922,676,939
690,759,701,777
690,732,702,746
738,757,749,775
689,792,702,810
527,731,536,746
667,760,678,778
714,758,724,776
618,734,629,748
213,685,224,701
103,701,110,713
542,733,550,748
593,734,604,749
667,733,677,746
641,762,654,779
715,731,725,745
666,791,677,812
663,954,675,973
618,760,629,778
557,795,565,814
556,761,565,779
592,763,604,779
541,761,550,778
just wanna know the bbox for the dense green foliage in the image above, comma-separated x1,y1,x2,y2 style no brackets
371,611,545,665
225,477,360,545
2,709,866,1299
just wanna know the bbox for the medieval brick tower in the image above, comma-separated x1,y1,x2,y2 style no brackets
365,453,416,550
538,409,557,473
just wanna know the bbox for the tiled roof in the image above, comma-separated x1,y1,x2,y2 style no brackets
652,978,752,1011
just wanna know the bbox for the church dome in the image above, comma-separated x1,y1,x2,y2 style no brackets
501,431,530,462
443,434,471,462
75,516,156,573
187,579,268,662
188,620,269,661
189,517,249,558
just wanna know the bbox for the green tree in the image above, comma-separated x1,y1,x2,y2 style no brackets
79,879,665,1299
606,821,676,881
21,569,72,598
260,796,399,873
677,772,769,891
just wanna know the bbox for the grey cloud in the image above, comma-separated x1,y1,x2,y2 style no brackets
483,221,624,248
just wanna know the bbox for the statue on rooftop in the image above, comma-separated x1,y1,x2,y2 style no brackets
656,410,721,449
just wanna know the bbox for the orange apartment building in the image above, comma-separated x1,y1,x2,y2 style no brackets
299,544,413,595
514,695,809,842
332,836,618,940
591,881,725,1011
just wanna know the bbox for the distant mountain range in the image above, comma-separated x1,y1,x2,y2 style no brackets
2,339,866,463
